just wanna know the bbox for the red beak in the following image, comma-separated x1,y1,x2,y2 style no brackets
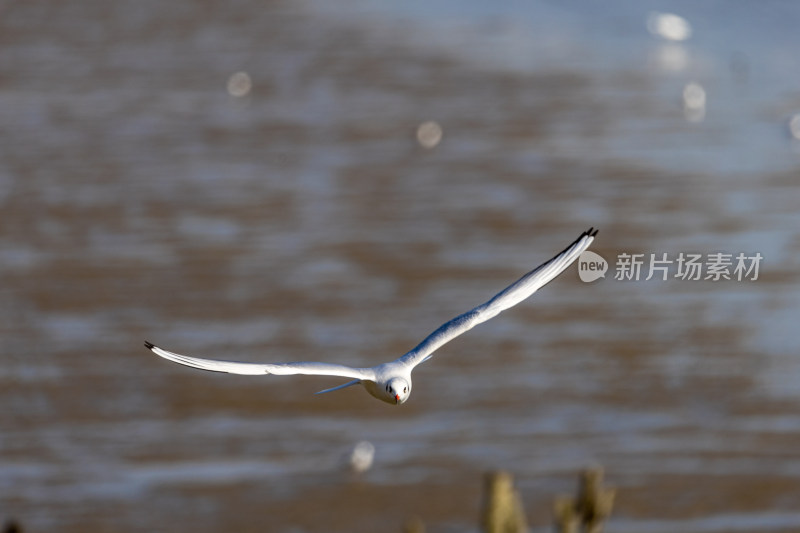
395,394,400,402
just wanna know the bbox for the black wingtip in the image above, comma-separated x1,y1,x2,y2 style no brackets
589,227,599,237
144,341,155,351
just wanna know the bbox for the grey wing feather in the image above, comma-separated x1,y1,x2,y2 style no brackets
314,379,362,395
145,342,375,381
396,228,598,369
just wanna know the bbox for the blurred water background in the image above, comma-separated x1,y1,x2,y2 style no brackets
1,1,799,532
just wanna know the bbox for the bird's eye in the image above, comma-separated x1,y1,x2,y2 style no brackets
403,387,407,393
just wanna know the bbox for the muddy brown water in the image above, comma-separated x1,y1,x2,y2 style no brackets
1,2,799,532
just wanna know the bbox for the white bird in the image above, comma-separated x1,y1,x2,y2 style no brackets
145,228,598,405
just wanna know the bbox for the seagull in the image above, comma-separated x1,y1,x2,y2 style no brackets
145,228,598,405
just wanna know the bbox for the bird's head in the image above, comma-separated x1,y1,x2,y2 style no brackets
385,378,411,404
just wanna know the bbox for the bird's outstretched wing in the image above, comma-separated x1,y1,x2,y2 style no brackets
145,342,375,381
396,228,598,369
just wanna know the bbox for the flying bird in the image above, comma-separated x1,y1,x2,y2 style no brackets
145,228,598,405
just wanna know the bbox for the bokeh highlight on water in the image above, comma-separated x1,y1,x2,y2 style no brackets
1,1,799,532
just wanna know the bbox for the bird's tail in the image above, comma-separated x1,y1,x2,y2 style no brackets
315,379,361,395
